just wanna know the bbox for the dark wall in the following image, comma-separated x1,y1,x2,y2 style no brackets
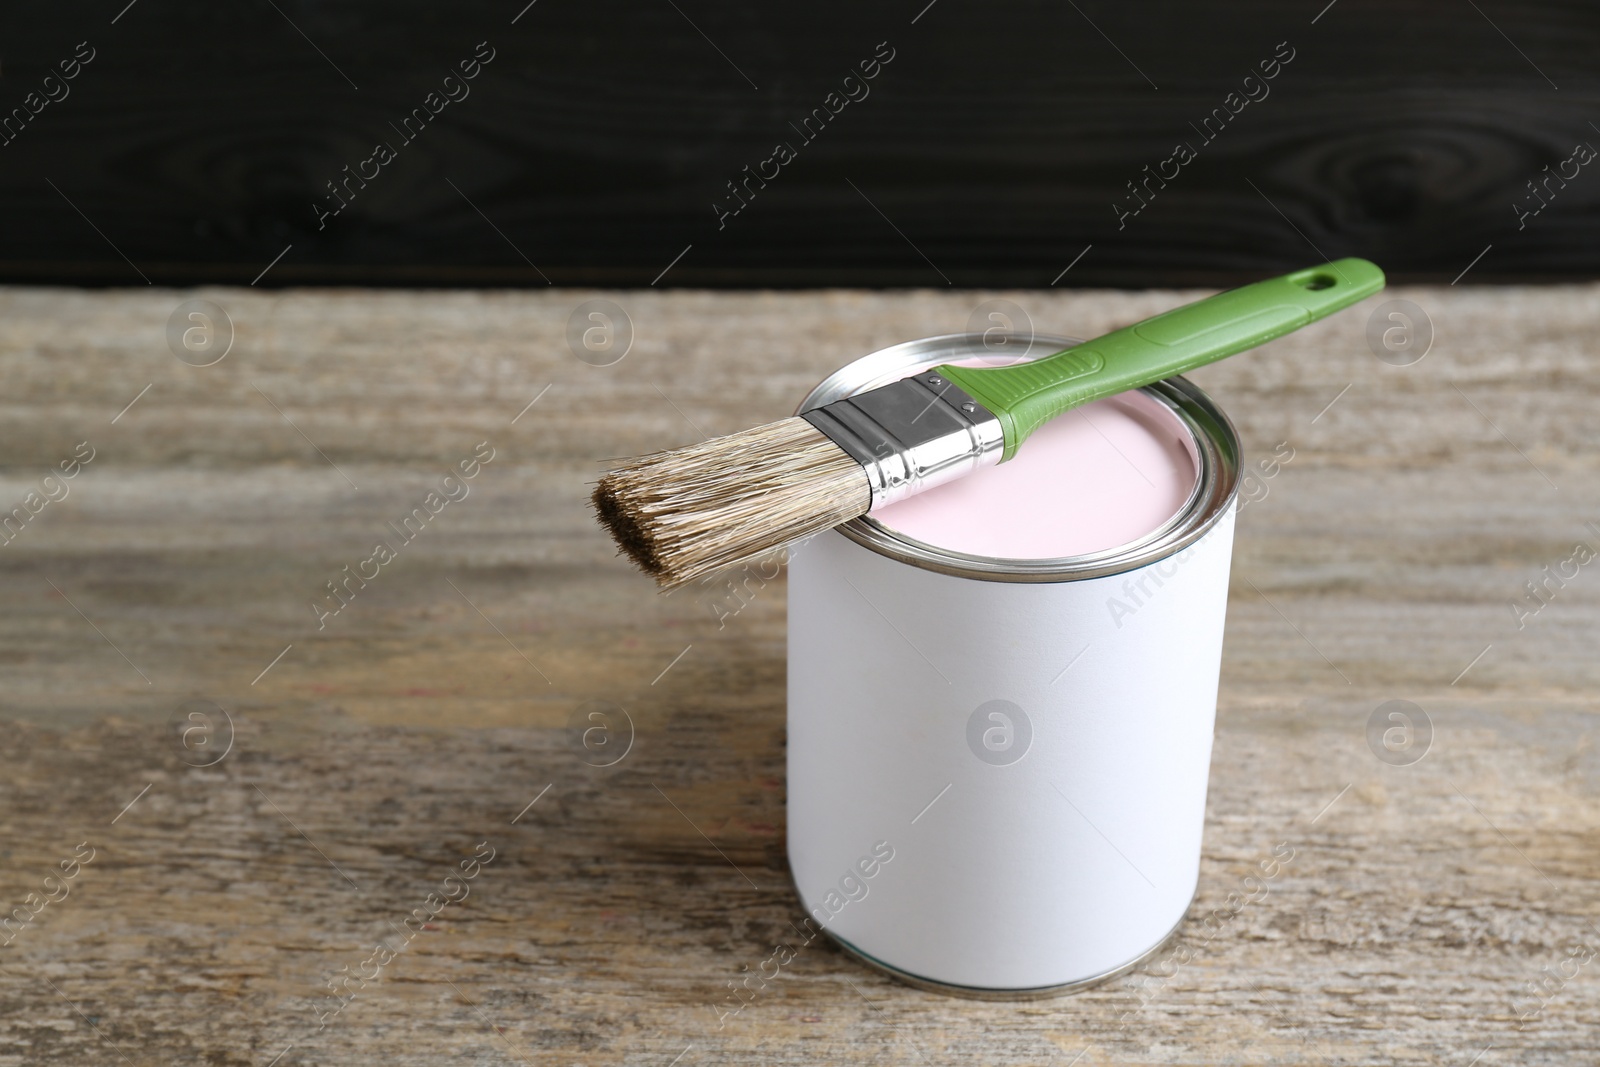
2,0,1595,287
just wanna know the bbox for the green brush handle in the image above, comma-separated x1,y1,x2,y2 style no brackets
937,258,1386,459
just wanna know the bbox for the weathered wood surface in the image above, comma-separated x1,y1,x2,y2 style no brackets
0,284,1596,1065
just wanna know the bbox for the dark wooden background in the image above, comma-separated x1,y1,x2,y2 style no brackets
2,0,1596,287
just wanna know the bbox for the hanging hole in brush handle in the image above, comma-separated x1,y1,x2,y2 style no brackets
936,257,1386,458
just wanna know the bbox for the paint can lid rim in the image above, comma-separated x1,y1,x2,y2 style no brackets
796,333,1241,583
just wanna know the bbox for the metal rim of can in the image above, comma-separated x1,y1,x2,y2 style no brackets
796,333,1242,584
814,882,1197,1000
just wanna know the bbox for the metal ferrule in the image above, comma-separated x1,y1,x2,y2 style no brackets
801,371,1004,510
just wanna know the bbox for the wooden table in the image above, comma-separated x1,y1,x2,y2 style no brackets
0,284,1594,1065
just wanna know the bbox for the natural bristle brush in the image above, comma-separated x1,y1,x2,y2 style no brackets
593,258,1385,588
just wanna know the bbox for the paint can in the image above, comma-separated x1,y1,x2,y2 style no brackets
786,333,1241,997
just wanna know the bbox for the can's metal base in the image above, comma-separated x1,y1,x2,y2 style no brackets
813,889,1198,1001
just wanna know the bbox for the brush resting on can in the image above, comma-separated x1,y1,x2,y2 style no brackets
594,258,1386,588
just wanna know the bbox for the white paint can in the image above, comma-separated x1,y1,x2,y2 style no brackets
786,334,1241,996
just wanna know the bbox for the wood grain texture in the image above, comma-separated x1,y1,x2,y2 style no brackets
2,1,1599,285
0,283,1596,1065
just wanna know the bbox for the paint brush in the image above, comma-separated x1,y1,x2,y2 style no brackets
594,258,1384,588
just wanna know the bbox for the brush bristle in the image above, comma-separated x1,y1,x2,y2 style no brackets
592,416,870,589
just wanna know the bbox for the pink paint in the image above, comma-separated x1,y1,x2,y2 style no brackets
870,386,1199,560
